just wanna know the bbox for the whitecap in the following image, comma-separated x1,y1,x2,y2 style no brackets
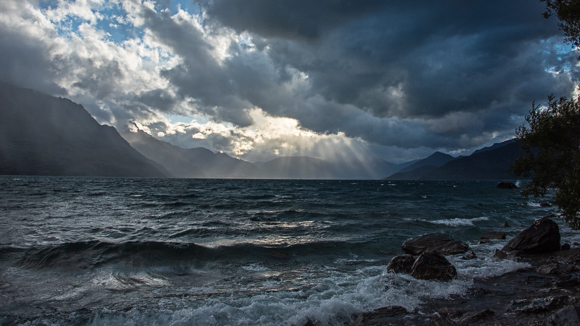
425,216,489,227
241,263,270,272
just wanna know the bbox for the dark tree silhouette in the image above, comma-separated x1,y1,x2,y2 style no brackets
512,95,580,229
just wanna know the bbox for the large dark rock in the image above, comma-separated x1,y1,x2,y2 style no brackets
386,254,415,274
546,305,580,326
502,217,561,254
496,181,518,189
410,251,457,281
401,233,469,255
350,306,408,326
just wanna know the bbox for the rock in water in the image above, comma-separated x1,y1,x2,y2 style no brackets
496,181,518,189
480,231,506,240
461,250,477,260
546,305,580,326
410,251,457,281
386,254,415,274
401,233,469,255
562,243,571,251
502,217,560,254
492,249,508,260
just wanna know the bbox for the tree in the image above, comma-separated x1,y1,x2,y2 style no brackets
542,0,580,48
511,95,580,229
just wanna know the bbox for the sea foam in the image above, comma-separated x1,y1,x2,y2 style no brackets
424,216,489,227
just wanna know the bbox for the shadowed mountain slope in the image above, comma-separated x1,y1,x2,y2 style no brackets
397,152,455,174
0,83,168,177
385,139,523,180
122,130,205,178
423,140,523,180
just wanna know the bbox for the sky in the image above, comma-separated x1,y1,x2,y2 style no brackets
0,0,578,163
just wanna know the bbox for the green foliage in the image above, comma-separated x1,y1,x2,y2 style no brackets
511,95,580,229
543,0,580,48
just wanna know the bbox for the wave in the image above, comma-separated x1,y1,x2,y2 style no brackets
15,239,382,269
241,194,277,200
423,216,489,227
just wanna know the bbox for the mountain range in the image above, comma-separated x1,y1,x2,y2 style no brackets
0,83,525,180
385,139,522,180
121,128,409,179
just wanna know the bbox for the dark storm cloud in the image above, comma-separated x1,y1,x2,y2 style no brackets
2,0,578,157
135,89,178,112
197,0,579,149
72,60,124,100
205,0,387,40
0,21,66,96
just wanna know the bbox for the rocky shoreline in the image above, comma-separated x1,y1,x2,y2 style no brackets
350,216,580,326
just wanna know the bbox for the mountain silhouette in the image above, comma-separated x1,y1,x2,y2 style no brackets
0,83,168,177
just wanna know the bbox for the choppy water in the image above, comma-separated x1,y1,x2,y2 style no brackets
0,176,573,325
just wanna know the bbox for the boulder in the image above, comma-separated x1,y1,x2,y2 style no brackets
536,263,575,275
349,306,408,326
502,217,560,254
508,296,568,313
401,233,469,255
500,222,510,227
386,254,415,274
410,251,457,281
554,274,580,288
496,181,518,189
545,305,580,326
458,309,495,324
562,243,571,251
480,231,506,240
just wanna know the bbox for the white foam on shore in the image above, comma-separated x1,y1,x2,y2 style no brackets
86,242,530,326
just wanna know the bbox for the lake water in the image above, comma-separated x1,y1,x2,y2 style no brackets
0,176,573,325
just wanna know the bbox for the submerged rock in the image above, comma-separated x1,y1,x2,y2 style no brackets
545,305,580,326
386,254,415,274
480,231,506,240
410,251,457,281
461,250,477,260
502,216,560,254
493,249,508,259
496,181,518,189
401,233,469,255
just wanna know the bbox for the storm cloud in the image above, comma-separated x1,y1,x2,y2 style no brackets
0,0,577,162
